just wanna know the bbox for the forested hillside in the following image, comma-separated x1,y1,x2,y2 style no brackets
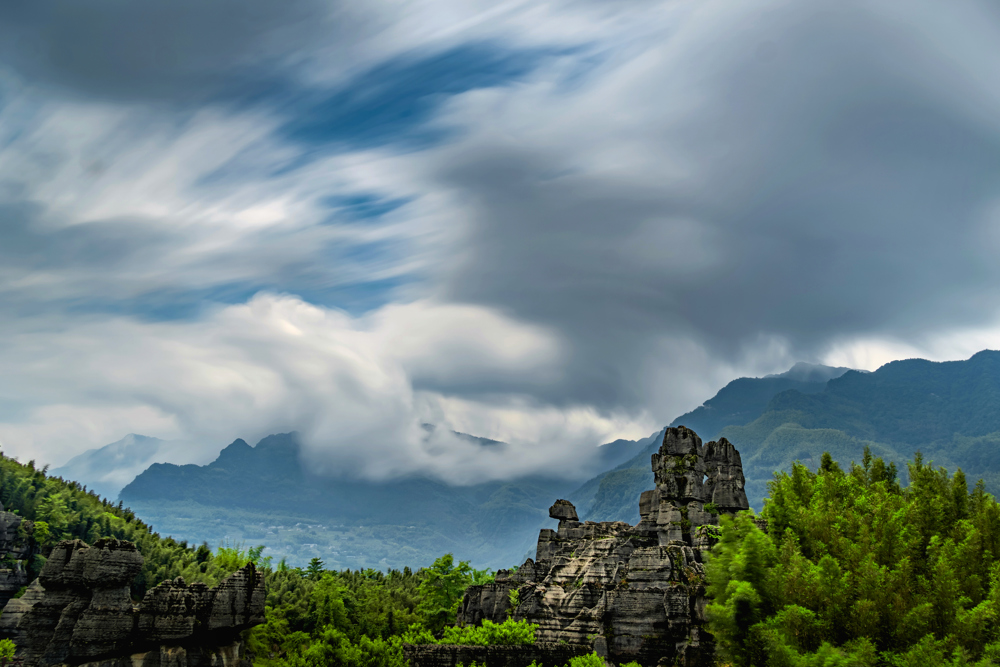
0,451,253,597
726,349,1000,508
707,449,1000,665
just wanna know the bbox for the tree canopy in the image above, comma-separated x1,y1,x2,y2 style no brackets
706,447,1000,666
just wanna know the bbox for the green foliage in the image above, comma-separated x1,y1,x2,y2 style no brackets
213,542,272,577
439,619,537,646
248,556,528,667
568,653,606,667
0,638,15,659
250,565,424,667
305,557,325,580
706,449,1000,666
416,553,474,632
508,588,520,617
0,451,244,598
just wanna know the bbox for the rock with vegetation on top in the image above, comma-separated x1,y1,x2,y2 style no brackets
0,538,265,667
453,426,749,667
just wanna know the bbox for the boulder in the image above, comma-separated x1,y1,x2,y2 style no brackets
548,500,579,522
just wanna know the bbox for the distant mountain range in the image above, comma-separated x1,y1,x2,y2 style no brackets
50,434,212,501
580,351,1000,523
567,362,855,522
60,351,1000,570
116,429,646,570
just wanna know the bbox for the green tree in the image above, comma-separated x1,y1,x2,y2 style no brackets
706,450,1000,666
417,554,473,633
305,557,325,581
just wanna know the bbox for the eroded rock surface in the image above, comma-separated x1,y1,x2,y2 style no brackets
0,538,266,667
0,502,37,609
455,426,749,667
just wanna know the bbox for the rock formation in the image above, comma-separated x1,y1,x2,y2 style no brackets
0,538,266,667
0,501,38,610
452,426,749,667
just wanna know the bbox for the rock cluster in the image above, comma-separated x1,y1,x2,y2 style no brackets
454,426,749,667
0,539,266,667
0,502,37,610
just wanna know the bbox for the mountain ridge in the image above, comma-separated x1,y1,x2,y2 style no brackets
118,430,653,570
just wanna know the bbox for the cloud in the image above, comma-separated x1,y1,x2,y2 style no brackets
0,293,645,482
409,0,1000,412
0,0,998,481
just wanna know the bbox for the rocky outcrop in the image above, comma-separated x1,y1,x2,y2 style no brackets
0,502,38,609
0,539,266,667
451,427,749,667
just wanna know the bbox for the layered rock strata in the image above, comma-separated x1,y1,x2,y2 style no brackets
453,426,749,667
0,539,266,667
0,502,38,609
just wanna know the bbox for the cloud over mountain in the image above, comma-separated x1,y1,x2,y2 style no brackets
0,0,998,478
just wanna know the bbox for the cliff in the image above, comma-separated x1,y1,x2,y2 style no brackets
445,426,749,667
0,502,38,610
0,539,266,667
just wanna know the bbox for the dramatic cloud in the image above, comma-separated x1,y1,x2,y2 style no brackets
0,0,997,479
0,294,641,482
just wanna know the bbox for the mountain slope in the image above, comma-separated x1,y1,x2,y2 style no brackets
120,432,584,570
721,350,1000,507
0,451,245,598
576,363,852,522
668,361,853,441
50,434,212,501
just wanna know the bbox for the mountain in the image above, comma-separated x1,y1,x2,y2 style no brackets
107,361,860,568
670,362,853,442
579,351,1000,522
49,434,212,501
118,430,649,571
722,349,1000,507
571,362,853,523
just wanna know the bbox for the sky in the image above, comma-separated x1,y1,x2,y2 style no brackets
1,0,1000,482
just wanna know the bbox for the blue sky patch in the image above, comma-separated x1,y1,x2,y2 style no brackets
282,42,552,151
320,193,412,222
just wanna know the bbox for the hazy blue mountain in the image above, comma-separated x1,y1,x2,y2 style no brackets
118,429,647,571
50,434,211,501
577,362,854,523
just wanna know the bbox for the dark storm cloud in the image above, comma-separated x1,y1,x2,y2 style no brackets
2,0,999,474
0,0,333,102
429,0,1000,410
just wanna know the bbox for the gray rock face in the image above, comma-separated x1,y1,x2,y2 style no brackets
454,426,749,667
0,538,266,667
548,500,579,523
0,507,38,609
